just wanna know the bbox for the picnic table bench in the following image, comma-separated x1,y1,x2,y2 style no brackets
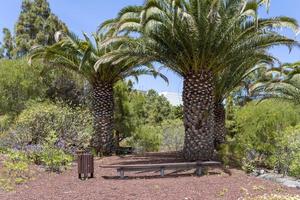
100,161,222,179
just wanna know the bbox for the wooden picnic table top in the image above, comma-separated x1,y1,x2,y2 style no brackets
100,161,221,169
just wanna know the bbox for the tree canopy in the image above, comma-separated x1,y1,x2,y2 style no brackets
14,0,68,57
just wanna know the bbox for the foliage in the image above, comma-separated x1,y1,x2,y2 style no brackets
160,119,184,152
0,59,46,114
14,0,68,57
5,101,93,151
37,131,73,172
128,125,162,153
253,74,300,105
273,125,300,177
1,28,14,59
172,105,183,120
0,150,32,191
0,115,13,132
45,69,89,107
97,0,298,104
143,90,174,125
126,119,184,153
114,81,136,146
29,30,167,86
220,100,300,169
114,82,179,146
100,0,298,77
225,95,238,137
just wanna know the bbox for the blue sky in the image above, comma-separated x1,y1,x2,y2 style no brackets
0,0,300,97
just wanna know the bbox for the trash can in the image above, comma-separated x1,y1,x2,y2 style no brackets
77,150,94,179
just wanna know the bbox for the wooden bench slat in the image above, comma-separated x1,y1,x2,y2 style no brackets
100,161,222,179
100,161,221,169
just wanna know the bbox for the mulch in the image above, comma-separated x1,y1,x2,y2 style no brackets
0,152,299,200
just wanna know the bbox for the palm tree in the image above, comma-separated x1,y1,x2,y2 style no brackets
97,0,299,160
252,62,300,104
29,30,167,155
213,56,276,147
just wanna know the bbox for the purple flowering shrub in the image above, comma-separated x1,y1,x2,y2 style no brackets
1,101,93,152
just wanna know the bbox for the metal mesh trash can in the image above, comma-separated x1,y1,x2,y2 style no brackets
77,150,94,179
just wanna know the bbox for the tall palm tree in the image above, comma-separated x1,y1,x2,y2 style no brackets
96,0,299,160
29,30,167,155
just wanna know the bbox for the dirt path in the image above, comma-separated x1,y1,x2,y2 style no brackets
0,153,299,200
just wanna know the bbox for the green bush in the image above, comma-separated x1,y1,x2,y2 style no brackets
160,119,184,152
128,125,162,153
221,100,300,170
0,150,32,191
0,115,13,153
0,114,13,132
273,125,300,177
0,59,46,114
6,101,93,151
37,131,73,172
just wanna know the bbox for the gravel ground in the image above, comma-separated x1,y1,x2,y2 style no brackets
0,152,299,200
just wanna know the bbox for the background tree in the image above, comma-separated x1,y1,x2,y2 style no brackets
0,43,4,59
143,89,174,125
0,59,46,115
1,28,14,59
43,69,89,107
14,0,68,57
114,81,136,148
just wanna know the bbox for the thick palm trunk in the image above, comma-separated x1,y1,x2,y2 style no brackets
182,70,215,161
91,81,114,156
214,102,226,148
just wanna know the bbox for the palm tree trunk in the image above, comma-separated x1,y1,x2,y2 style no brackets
182,70,215,161
91,81,114,156
214,102,226,148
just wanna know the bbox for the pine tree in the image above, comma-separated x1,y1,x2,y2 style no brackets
14,0,68,57
0,43,4,59
1,28,14,59
225,96,238,137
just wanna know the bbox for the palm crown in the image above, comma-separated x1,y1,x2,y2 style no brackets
98,0,298,75
30,32,167,85
252,62,300,104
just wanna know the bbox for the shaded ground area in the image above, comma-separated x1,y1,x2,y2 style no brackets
0,152,299,200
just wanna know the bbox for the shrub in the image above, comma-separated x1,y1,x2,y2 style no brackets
221,100,300,170
160,119,184,152
6,101,93,152
128,125,162,153
0,150,32,191
37,131,73,172
126,119,184,153
272,125,300,177
0,114,13,132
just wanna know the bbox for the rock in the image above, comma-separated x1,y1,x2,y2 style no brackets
258,173,300,188
282,180,300,188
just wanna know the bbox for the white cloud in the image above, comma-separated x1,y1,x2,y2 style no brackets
159,92,182,106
